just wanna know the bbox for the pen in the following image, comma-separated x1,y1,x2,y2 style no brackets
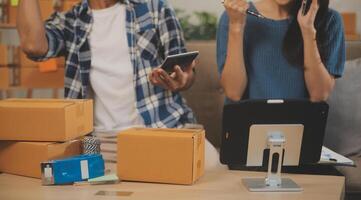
221,0,266,19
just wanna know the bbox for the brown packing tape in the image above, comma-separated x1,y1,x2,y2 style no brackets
77,101,87,133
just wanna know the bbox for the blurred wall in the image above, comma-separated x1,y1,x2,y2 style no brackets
169,0,361,34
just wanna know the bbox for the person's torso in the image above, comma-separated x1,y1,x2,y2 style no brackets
243,3,308,100
56,0,195,127
88,3,144,133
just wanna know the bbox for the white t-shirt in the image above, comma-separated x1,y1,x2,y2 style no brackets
89,3,144,134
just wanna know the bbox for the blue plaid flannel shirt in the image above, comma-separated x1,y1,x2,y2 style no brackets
34,0,196,128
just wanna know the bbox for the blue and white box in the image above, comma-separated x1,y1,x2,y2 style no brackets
41,154,105,185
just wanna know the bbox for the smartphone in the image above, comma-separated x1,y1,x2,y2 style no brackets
161,51,199,74
302,0,312,16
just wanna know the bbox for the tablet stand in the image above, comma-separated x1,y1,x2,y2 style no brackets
242,132,303,192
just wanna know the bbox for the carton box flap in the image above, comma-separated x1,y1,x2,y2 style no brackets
0,99,93,109
120,128,204,138
0,101,75,109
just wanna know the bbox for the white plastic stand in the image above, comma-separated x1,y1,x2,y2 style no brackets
242,132,303,192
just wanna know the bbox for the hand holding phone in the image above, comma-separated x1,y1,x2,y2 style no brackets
301,0,312,16
161,51,199,74
149,55,197,92
298,0,318,36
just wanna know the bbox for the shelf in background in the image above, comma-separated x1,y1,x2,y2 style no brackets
0,23,16,29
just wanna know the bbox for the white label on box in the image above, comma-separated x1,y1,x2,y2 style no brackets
44,165,53,178
80,160,89,180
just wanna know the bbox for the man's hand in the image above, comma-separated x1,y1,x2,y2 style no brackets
149,61,196,92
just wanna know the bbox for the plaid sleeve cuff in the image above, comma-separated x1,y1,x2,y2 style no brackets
28,29,58,62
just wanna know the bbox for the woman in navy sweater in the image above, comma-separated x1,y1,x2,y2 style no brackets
217,0,345,103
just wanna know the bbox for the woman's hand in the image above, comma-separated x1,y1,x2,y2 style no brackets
223,0,249,26
298,0,319,39
149,61,196,92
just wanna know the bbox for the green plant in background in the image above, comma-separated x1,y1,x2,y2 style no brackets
175,9,218,41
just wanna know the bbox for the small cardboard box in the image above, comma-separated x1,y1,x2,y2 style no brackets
0,140,82,178
0,67,9,89
20,67,64,88
41,154,105,185
18,49,65,68
117,128,205,185
0,99,93,142
0,45,8,66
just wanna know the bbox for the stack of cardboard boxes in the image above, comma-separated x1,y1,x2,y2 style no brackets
0,98,93,178
0,0,80,90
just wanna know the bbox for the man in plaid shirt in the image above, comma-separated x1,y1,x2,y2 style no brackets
17,0,197,132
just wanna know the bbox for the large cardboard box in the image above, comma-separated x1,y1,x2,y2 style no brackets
0,45,8,66
20,67,64,88
0,67,9,89
0,99,93,142
0,140,82,178
117,128,205,185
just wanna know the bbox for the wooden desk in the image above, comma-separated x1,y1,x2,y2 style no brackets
0,169,345,200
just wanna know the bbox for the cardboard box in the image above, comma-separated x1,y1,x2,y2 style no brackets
0,67,9,89
0,45,8,66
39,0,55,21
20,67,64,88
18,49,65,68
346,34,360,41
18,50,38,68
341,13,357,35
117,128,205,185
0,99,93,142
8,5,16,25
41,154,105,185
0,140,82,178
62,0,80,12
8,0,55,24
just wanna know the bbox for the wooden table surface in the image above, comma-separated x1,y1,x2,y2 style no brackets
0,168,345,200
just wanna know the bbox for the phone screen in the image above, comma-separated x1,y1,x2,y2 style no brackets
161,52,199,74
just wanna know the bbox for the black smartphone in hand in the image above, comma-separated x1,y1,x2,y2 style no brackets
161,51,199,74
